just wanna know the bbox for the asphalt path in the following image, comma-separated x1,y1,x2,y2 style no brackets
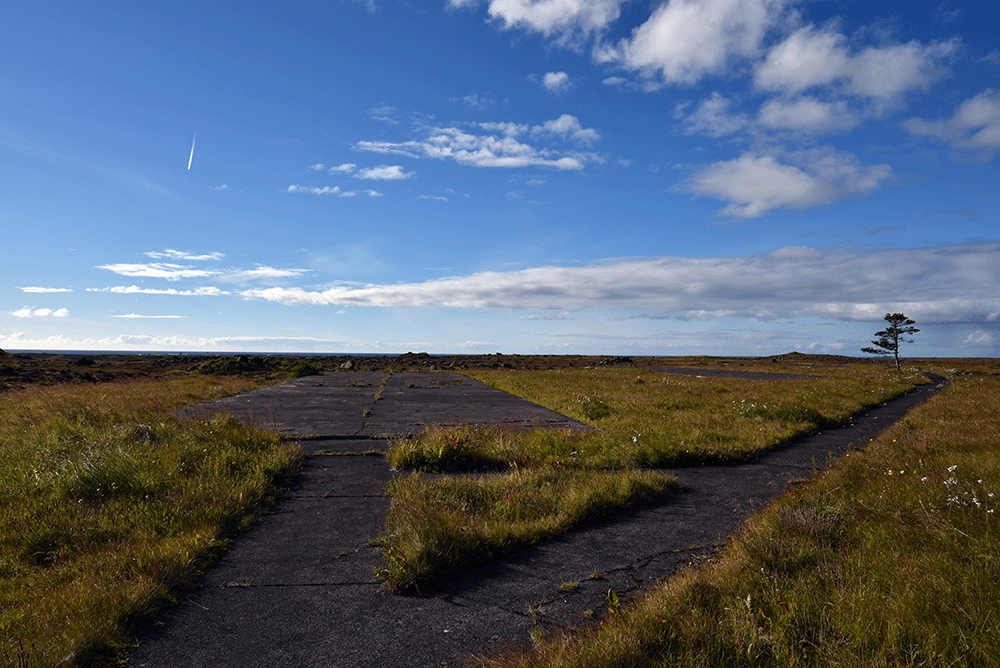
128,370,946,667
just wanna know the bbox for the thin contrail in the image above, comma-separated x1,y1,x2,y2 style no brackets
187,133,196,170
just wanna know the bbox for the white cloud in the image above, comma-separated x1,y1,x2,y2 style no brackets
758,96,858,132
675,93,749,137
457,93,497,110
287,184,344,195
97,263,218,281
145,249,224,261
355,115,602,170
683,148,891,218
755,25,958,108
240,242,1000,324
419,195,449,202
470,0,626,45
10,307,69,318
110,314,185,319
0,332,357,353
534,114,601,144
328,163,357,173
543,71,572,94
222,266,309,282
87,285,229,296
964,330,995,347
597,0,786,87
354,165,415,180
369,105,399,123
905,89,1000,156
19,287,72,293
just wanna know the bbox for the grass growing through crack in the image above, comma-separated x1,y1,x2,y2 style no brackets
478,370,1000,668
375,468,675,591
378,362,924,592
0,376,300,668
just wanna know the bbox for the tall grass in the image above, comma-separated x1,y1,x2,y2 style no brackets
480,372,1000,668
375,468,675,592
0,376,300,668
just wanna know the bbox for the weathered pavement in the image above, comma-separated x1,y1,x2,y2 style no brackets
128,371,946,668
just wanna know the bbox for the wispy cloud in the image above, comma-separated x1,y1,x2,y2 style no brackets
11,307,69,318
87,286,230,296
241,242,1000,324
110,314,186,319
97,263,218,281
905,89,1000,158
221,267,309,282
19,287,72,293
145,249,224,261
287,184,346,196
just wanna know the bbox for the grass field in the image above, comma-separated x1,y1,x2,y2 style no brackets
476,367,1000,667
376,361,927,591
0,374,301,668
4,354,992,666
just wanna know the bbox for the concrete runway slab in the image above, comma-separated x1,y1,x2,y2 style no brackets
179,371,592,443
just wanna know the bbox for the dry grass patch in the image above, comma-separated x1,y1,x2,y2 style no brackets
375,467,675,592
0,376,300,668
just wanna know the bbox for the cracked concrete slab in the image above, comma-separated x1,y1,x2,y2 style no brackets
128,372,946,668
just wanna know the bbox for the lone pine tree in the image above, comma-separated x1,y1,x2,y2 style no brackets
862,313,919,371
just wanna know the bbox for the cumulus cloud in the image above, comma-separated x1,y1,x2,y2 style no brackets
354,115,602,169
353,165,415,180
11,307,69,317
459,0,626,45
241,242,1000,324
19,287,72,293
905,89,1000,157
755,25,958,108
683,148,891,218
597,0,786,87
328,163,357,173
543,71,572,94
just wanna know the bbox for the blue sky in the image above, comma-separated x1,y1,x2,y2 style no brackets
2,0,998,357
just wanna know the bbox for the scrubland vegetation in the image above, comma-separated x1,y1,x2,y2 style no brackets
0,375,301,668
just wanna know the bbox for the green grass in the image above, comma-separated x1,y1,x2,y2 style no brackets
466,365,924,466
374,467,675,592
377,362,924,592
0,375,301,668
477,371,1000,668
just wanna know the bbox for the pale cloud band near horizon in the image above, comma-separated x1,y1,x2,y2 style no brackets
241,242,1000,324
